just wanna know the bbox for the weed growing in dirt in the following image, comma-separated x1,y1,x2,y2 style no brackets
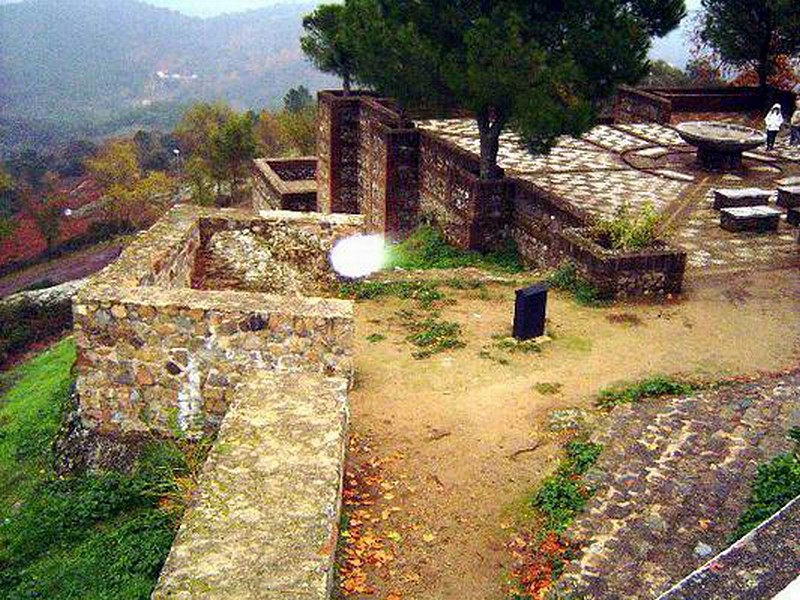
596,375,697,409
406,317,465,359
534,382,563,395
365,333,386,343
387,224,523,273
0,339,207,599
548,263,604,307
533,440,603,532
730,427,800,542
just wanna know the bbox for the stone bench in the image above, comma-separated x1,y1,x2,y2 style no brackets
720,206,782,233
713,188,772,210
777,186,800,209
787,207,800,227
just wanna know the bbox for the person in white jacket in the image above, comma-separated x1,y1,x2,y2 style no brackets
765,103,783,151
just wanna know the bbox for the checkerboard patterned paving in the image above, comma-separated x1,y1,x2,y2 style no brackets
617,123,686,146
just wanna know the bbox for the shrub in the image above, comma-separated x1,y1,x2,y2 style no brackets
592,202,662,251
596,375,697,409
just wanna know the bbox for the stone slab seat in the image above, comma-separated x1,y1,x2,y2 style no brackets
719,206,782,233
712,188,772,210
788,207,800,227
777,186,800,209
153,373,349,600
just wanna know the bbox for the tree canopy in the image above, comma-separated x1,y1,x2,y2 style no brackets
699,0,800,89
301,4,356,93
320,0,685,179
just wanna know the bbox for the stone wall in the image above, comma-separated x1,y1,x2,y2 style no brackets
613,86,673,124
558,227,686,297
74,205,361,439
418,132,513,251
252,158,318,212
314,90,687,297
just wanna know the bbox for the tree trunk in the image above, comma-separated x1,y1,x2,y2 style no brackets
476,110,505,180
342,73,351,96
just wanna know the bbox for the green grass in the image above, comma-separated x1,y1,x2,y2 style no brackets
387,224,523,274
595,375,698,409
0,339,194,599
338,280,444,308
730,427,800,543
548,263,605,307
406,317,465,359
532,440,603,534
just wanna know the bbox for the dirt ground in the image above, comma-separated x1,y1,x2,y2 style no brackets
338,267,800,600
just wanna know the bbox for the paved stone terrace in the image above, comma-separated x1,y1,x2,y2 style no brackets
154,373,349,600
417,118,800,274
655,496,800,600
551,371,800,600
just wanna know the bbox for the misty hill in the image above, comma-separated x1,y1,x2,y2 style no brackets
0,0,333,150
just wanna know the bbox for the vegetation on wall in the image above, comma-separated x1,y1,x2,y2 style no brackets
592,202,663,251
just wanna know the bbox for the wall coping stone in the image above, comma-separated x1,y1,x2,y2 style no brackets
153,372,349,600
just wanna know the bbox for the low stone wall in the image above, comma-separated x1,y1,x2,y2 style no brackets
614,86,798,123
558,227,687,298
252,157,318,212
74,205,361,439
153,373,348,600
613,86,673,124
418,132,513,251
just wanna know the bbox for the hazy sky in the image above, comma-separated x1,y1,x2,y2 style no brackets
141,1,315,18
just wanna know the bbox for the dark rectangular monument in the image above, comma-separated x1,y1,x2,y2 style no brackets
719,206,782,233
514,284,548,341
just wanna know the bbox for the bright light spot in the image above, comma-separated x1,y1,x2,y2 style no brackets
330,234,386,279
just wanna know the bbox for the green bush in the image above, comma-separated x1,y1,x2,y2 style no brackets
387,224,523,273
730,428,800,542
596,375,697,409
592,202,662,251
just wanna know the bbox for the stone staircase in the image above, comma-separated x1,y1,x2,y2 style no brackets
153,373,349,600
552,371,800,599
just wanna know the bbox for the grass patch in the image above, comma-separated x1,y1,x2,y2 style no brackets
730,427,800,543
338,280,444,308
548,263,605,307
387,224,523,274
365,333,386,343
596,375,698,409
0,339,200,599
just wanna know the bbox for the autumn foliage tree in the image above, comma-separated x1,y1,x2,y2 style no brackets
323,0,686,179
699,0,800,89
87,140,175,228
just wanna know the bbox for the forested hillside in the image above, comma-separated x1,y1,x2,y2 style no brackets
0,0,333,153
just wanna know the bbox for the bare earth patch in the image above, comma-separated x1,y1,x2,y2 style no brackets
337,268,800,600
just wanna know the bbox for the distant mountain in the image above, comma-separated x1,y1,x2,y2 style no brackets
0,0,333,149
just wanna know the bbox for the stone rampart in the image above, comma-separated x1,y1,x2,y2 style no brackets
252,157,318,212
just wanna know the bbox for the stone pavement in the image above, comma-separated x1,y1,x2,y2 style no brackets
551,371,800,600
655,496,800,600
153,373,349,600
417,118,800,274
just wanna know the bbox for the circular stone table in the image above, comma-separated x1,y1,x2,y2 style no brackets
675,121,766,171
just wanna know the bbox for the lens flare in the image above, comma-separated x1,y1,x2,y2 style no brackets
330,234,387,279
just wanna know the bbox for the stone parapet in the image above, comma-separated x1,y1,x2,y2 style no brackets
74,205,360,438
252,157,318,212
153,373,348,600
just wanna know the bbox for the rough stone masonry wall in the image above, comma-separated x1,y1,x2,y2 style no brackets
74,205,360,438
317,92,362,214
